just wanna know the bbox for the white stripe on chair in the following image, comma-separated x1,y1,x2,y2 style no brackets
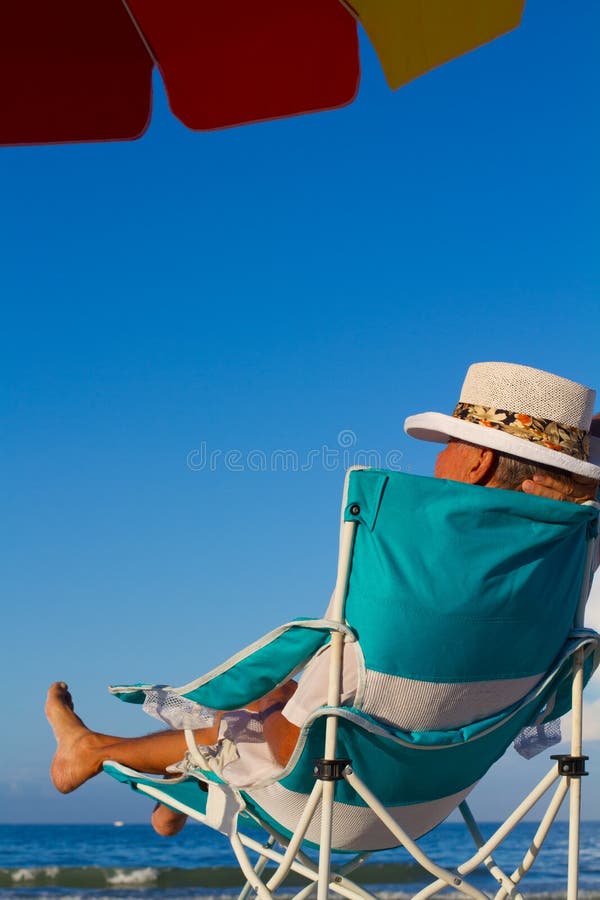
248,782,477,851
360,670,543,731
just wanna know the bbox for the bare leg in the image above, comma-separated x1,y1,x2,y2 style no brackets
45,682,219,795
152,802,188,837
46,679,299,837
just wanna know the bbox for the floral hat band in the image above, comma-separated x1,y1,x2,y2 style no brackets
452,403,590,461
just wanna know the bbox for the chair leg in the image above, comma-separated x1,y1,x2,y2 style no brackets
459,802,524,900
237,836,276,900
317,769,337,900
233,820,377,900
317,516,357,900
292,884,319,900
344,768,488,900
567,647,585,900
266,780,323,890
494,778,569,900
230,832,273,900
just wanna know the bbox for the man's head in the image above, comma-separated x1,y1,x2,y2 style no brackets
433,438,598,500
405,362,600,496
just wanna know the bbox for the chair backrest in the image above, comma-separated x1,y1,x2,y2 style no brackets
343,470,596,718
247,470,599,852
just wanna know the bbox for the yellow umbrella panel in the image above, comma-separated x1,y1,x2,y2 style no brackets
342,0,526,90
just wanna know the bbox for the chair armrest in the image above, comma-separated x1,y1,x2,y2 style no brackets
109,618,356,712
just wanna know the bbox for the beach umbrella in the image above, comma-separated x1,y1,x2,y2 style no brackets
1,0,526,147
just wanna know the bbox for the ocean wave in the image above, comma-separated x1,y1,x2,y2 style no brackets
1,865,600,899
0,864,425,889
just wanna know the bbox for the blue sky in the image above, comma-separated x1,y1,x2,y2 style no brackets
2,0,599,823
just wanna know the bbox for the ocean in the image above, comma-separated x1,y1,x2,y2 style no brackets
0,821,598,900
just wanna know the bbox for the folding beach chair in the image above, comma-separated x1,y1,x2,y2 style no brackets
105,468,600,900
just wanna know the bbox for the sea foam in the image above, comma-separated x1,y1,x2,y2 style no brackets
106,867,159,885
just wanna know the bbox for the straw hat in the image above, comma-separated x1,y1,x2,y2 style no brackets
405,362,600,479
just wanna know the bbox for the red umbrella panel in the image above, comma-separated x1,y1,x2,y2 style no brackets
125,0,360,132
0,0,153,146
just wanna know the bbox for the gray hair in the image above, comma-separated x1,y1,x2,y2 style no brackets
494,451,577,492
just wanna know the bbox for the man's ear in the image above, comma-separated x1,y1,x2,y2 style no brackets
467,447,496,485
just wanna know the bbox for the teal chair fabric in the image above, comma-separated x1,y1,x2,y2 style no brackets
343,469,596,681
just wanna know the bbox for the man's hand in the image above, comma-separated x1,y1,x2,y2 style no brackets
521,412,599,502
522,473,599,504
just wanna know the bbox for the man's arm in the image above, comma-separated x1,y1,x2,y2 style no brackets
245,680,301,767
262,709,301,767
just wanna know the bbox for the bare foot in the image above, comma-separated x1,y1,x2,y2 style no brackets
152,802,188,837
45,682,105,794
